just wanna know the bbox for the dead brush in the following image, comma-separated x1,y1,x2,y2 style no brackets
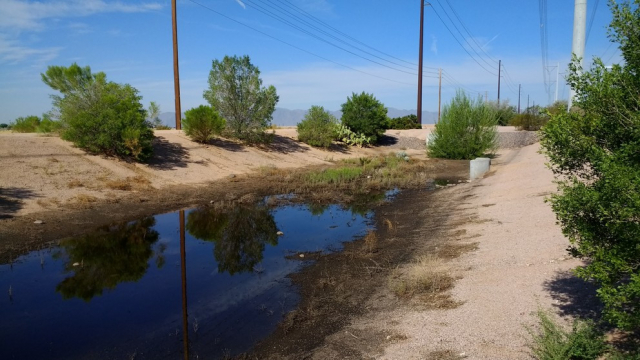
361,231,378,254
67,179,85,188
105,179,132,191
392,255,455,299
71,193,98,204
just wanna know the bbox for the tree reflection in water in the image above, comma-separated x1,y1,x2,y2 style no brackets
186,204,278,275
54,217,162,301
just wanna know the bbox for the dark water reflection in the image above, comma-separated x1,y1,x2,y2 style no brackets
0,196,378,359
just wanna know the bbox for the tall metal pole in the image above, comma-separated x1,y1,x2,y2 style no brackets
555,62,560,103
568,0,587,110
518,84,521,114
438,68,442,123
417,0,425,126
172,0,182,130
497,59,501,105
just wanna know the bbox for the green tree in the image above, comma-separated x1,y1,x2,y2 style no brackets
55,217,161,301
427,90,498,160
487,100,517,126
182,105,225,143
340,92,388,144
386,114,421,130
148,101,162,128
186,205,278,275
10,115,40,133
42,63,154,161
540,0,640,330
297,105,339,148
203,55,279,144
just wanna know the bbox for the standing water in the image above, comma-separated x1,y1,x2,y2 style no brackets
0,197,380,359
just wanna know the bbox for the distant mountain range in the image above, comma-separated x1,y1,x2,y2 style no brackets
156,107,438,128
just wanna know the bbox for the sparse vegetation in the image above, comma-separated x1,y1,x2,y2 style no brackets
203,55,279,144
11,115,41,133
386,114,421,129
296,106,339,148
182,105,225,143
427,90,498,160
341,92,388,144
487,100,517,126
42,63,154,162
510,106,549,131
391,255,456,305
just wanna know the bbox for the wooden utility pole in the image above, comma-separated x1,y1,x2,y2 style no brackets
438,68,442,123
172,0,182,130
417,0,425,126
497,59,501,105
518,84,521,114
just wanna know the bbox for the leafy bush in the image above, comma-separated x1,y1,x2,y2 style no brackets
510,112,548,131
42,63,154,162
37,114,62,134
387,114,421,129
427,90,498,160
540,0,640,330
203,55,279,144
341,92,388,143
182,105,225,143
528,310,607,360
11,115,40,133
487,100,517,126
0,123,8,129
296,106,338,148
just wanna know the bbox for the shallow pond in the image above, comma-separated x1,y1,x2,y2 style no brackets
0,195,390,359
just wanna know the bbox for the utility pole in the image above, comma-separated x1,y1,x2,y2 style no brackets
555,62,560,103
417,0,425,126
497,59,501,105
527,95,530,112
518,84,521,114
438,68,442,123
485,91,488,103
172,0,182,130
568,0,587,110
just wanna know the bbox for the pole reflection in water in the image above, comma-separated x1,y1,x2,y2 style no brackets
180,210,189,359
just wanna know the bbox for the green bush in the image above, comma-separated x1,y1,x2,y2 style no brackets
540,0,640,330
528,310,607,360
341,92,388,144
296,106,338,148
387,114,421,129
336,124,372,147
510,112,548,131
427,90,498,160
42,63,154,162
487,100,517,126
203,55,278,144
37,115,62,134
183,105,225,143
0,123,8,129
11,115,40,133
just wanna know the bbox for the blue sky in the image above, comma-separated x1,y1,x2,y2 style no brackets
0,0,623,123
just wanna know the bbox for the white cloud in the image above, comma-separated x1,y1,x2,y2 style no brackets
0,0,164,31
234,0,246,9
430,35,438,55
0,34,61,65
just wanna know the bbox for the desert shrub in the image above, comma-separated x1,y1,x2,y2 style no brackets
36,115,62,134
154,125,172,130
487,100,517,126
528,310,607,360
510,112,549,131
182,105,225,143
546,100,568,116
540,0,640,330
11,115,40,133
296,106,338,148
0,123,8,129
340,92,388,144
387,114,421,129
42,63,154,162
203,55,278,144
427,90,498,160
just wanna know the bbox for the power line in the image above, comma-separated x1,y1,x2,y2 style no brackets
440,0,499,65
272,0,430,69
241,0,419,76
430,4,498,76
585,0,601,45
186,0,416,86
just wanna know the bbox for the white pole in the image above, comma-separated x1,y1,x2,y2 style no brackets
568,0,587,110
555,62,559,103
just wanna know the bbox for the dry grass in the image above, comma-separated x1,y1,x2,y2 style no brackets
426,349,464,360
361,231,378,254
67,179,85,188
435,242,479,259
70,193,98,204
383,218,395,230
391,255,459,308
104,175,151,191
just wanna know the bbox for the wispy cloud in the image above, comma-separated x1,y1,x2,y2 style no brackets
0,34,61,65
234,0,246,9
0,0,164,31
430,35,438,55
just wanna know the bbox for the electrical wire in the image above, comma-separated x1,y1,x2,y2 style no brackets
436,0,498,68
443,0,498,64
186,0,416,86
430,5,498,76
585,0,601,45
